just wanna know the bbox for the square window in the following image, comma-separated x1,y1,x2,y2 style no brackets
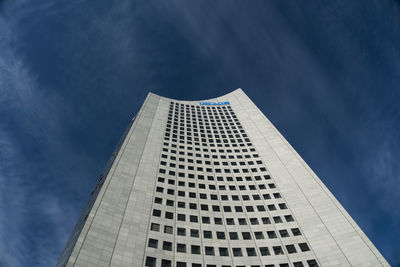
214,217,222,224
190,245,200,254
229,232,238,240
293,262,304,267
161,260,171,267
299,243,310,252
205,246,215,256
177,227,186,236
163,241,172,251
190,215,198,223
177,214,186,221
262,217,271,224
259,247,270,256
202,217,210,224
148,238,158,248
242,232,251,240
177,262,187,267
150,223,160,232
145,256,156,267
191,229,199,237
255,231,264,239
286,244,297,254
285,215,294,222
219,247,229,256
292,228,301,236
246,247,257,256
153,209,161,217
177,243,186,253
238,218,247,225
203,231,212,239
273,246,284,255
216,231,226,239
232,248,243,257
165,212,173,219
273,216,283,223
279,229,289,237
267,231,277,239
307,260,318,267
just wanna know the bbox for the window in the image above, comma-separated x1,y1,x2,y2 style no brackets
165,212,173,219
150,223,160,232
177,262,187,267
279,229,289,237
191,229,199,237
229,232,239,240
286,244,297,254
203,231,212,239
267,231,277,239
205,246,215,256
191,245,201,254
259,247,270,256
177,227,186,236
238,218,247,225
153,209,161,217
177,243,186,253
232,248,243,257
177,214,185,221
216,231,226,239
161,259,171,267
293,262,304,267
148,238,158,248
246,248,257,256
307,260,318,267
164,225,173,234
163,241,172,251
262,217,271,224
254,231,264,239
219,247,229,256
242,232,251,240
190,215,198,223
214,217,222,225
299,243,310,252
145,256,156,267
292,228,301,236
273,246,284,255
285,215,294,222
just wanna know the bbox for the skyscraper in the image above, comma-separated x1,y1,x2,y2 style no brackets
57,89,389,267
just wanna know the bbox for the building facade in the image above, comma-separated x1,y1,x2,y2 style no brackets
57,89,389,267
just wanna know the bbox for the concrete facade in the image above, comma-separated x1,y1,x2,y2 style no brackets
57,89,389,267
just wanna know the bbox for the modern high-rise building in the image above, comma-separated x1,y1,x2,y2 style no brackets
57,89,389,267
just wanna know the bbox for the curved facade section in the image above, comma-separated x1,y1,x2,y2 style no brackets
57,89,388,267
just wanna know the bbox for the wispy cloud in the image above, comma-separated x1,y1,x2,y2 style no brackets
0,5,94,267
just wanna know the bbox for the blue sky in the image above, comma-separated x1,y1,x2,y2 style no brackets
1,0,399,266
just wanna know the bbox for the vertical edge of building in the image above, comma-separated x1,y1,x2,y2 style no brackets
57,92,168,267
225,89,389,267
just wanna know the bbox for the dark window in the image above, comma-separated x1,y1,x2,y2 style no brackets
191,245,201,254
177,243,186,253
219,247,229,256
205,246,215,256
286,244,297,254
232,248,243,257
145,257,156,267
299,243,310,252
163,241,172,251
259,247,270,256
148,238,158,248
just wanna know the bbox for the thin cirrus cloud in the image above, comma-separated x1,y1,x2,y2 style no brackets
0,0,399,266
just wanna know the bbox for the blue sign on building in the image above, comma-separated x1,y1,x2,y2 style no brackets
200,101,230,105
